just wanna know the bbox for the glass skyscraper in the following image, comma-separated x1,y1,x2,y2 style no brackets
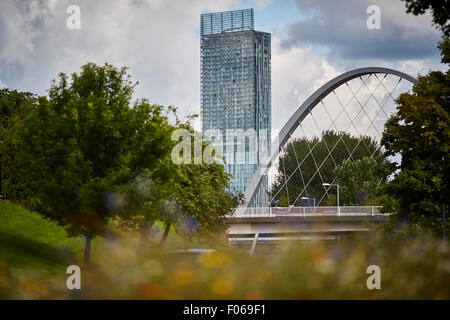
200,8,271,206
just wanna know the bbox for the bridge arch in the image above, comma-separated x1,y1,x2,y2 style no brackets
244,67,418,208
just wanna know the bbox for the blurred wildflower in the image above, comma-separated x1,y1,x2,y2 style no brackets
135,282,166,299
142,259,164,277
172,268,195,286
17,276,48,298
2,229,449,299
199,252,231,268
211,279,234,296
316,255,335,275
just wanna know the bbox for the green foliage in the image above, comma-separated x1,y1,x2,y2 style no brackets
174,162,240,238
3,62,240,257
0,89,37,202
389,0,450,235
12,63,178,263
438,37,450,64
380,64,449,232
112,117,240,240
169,126,241,240
334,157,382,206
109,104,179,233
271,130,383,206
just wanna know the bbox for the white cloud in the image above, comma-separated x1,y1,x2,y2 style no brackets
0,0,249,117
0,0,444,136
270,36,339,131
285,0,442,62
252,0,273,9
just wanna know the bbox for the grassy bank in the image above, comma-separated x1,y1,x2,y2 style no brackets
0,201,87,268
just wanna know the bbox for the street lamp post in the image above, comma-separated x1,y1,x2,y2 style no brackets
323,183,340,215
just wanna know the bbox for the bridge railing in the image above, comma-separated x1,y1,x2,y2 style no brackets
230,206,383,217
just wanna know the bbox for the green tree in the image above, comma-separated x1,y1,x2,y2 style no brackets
111,104,179,240
0,89,36,202
15,63,176,263
161,123,241,243
438,37,450,64
379,66,449,233
271,130,383,206
378,1,450,234
334,157,382,206
113,114,241,244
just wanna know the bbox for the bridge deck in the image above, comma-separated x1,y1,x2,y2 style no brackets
224,207,389,250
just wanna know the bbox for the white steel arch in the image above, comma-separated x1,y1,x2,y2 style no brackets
243,67,418,208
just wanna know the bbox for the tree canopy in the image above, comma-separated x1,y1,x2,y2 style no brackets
334,157,382,206
271,130,383,206
0,89,36,202
378,0,449,234
2,63,240,262
13,63,181,262
379,63,449,233
170,127,241,240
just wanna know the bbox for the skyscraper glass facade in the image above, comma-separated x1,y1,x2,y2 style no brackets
200,8,271,206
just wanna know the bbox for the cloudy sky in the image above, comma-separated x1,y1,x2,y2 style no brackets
0,0,446,132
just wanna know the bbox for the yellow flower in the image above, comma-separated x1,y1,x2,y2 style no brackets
172,269,194,286
211,279,234,296
199,252,231,268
